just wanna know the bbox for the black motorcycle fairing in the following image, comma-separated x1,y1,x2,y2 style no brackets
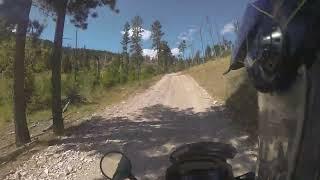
170,142,237,163
166,142,236,180
166,159,234,180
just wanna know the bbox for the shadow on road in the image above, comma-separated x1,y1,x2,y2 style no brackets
49,104,257,179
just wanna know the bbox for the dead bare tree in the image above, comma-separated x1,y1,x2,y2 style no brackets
212,19,223,57
206,16,216,57
233,19,240,34
199,22,205,63
205,16,223,58
189,40,195,60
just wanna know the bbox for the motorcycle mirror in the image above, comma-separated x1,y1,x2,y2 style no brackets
100,151,132,180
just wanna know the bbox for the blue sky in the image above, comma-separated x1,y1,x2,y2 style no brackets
30,0,249,57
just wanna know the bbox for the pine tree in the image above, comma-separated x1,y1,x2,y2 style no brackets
159,41,173,73
194,50,201,65
151,20,164,67
120,22,130,83
121,22,131,54
130,16,143,81
205,45,212,61
178,40,187,60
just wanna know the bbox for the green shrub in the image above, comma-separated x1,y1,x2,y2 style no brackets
0,77,12,126
26,72,51,112
102,68,116,88
62,74,80,102
25,65,36,104
141,64,157,80
127,67,137,82
119,65,127,84
0,103,12,125
76,71,96,99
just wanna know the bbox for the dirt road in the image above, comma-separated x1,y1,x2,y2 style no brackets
4,73,257,180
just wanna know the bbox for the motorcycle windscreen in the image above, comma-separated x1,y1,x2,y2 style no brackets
255,65,307,180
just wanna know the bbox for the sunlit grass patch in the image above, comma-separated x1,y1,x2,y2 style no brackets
185,57,258,132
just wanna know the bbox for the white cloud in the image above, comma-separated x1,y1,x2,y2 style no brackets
143,48,181,58
221,22,235,35
141,29,152,41
143,49,157,59
171,48,180,57
121,28,151,41
178,27,198,42
11,25,17,33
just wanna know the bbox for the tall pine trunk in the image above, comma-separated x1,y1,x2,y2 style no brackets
51,0,67,135
13,0,32,147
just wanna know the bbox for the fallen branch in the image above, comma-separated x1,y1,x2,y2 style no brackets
0,140,38,165
1,111,75,151
62,99,71,113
